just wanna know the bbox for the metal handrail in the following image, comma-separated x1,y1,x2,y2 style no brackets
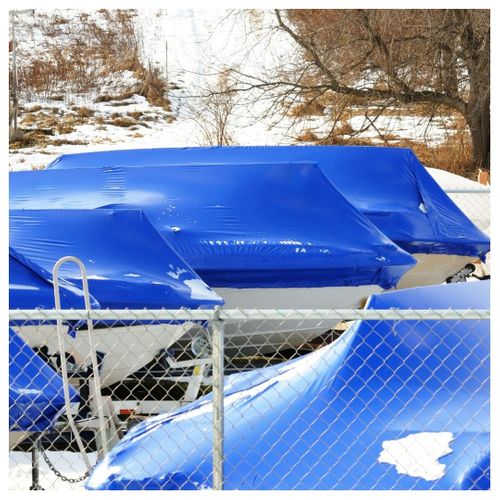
52,256,108,464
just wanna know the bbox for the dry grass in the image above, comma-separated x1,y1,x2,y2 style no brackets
73,107,95,119
127,111,143,120
136,66,170,110
109,117,137,128
334,121,355,136
94,91,136,103
289,100,326,117
402,132,474,177
295,129,320,142
18,10,142,96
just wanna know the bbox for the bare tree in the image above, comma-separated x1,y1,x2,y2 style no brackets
187,69,237,146
224,9,490,171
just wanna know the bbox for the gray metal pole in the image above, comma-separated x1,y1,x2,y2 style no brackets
30,437,43,490
10,12,18,135
211,310,225,490
165,40,169,102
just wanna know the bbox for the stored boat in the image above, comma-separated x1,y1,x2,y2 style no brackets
45,146,490,288
85,281,489,490
10,163,416,352
9,209,223,385
427,167,490,276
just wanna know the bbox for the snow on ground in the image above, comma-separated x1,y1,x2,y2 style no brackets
10,9,463,172
348,113,457,146
9,451,97,490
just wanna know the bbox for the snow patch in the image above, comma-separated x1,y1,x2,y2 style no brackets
184,278,217,301
378,431,454,481
167,266,188,279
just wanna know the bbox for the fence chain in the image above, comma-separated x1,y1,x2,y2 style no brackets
37,440,95,484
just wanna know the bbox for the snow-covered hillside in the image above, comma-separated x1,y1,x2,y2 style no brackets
10,9,467,171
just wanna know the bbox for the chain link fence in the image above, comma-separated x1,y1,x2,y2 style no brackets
9,306,490,490
443,187,490,278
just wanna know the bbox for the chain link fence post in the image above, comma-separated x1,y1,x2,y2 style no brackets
211,307,225,490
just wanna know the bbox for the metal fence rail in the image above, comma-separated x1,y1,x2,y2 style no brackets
9,307,490,490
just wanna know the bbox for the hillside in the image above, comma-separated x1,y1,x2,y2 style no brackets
9,9,470,174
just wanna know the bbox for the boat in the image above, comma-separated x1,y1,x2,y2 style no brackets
9,209,223,385
10,163,416,353
427,167,490,276
85,280,489,490
9,327,79,450
44,146,489,288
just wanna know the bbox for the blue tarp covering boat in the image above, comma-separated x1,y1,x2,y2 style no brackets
9,163,415,290
10,247,99,310
9,209,223,309
9,328,78,433
86,281,489,490
45,146,489,258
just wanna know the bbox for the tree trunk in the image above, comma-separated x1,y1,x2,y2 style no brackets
466,96,490,172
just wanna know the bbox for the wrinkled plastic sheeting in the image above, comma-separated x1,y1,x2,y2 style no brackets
46,146,489,258
9,247,100,310
9,163,416,289
86,281,489,490
9,328,79,433
9,209,223,310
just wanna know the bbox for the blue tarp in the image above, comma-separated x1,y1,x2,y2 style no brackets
10,209,223,309
9,163,415,289
46,146,489,258
86,281,489,490
9,328,78,433
10,247,100,310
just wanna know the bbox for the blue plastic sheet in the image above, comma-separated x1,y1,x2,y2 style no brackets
46,146,489,258
10,247,99,310
9,209,223,309
86,281,489,490
9,163,416,289
9,328,78,433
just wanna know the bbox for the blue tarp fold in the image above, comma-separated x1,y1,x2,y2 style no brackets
9,209,223,309
9,247,100,310
86,281,489,490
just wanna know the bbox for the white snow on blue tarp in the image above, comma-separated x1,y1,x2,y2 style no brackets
9,328,79,433
9,163,415,289
85,281,489,490
9,209,223,309
45,146,489,258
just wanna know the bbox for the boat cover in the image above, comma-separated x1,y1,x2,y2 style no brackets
9,209,223,309
10,247,100,310
45,146,489,258
86,281,489,490
9,328,78,433
9,163,416,289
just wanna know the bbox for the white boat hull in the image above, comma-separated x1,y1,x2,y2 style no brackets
204,285,383,354
13,322,195,387
396,253,479,289
9,431,32,451
190,256,477,354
